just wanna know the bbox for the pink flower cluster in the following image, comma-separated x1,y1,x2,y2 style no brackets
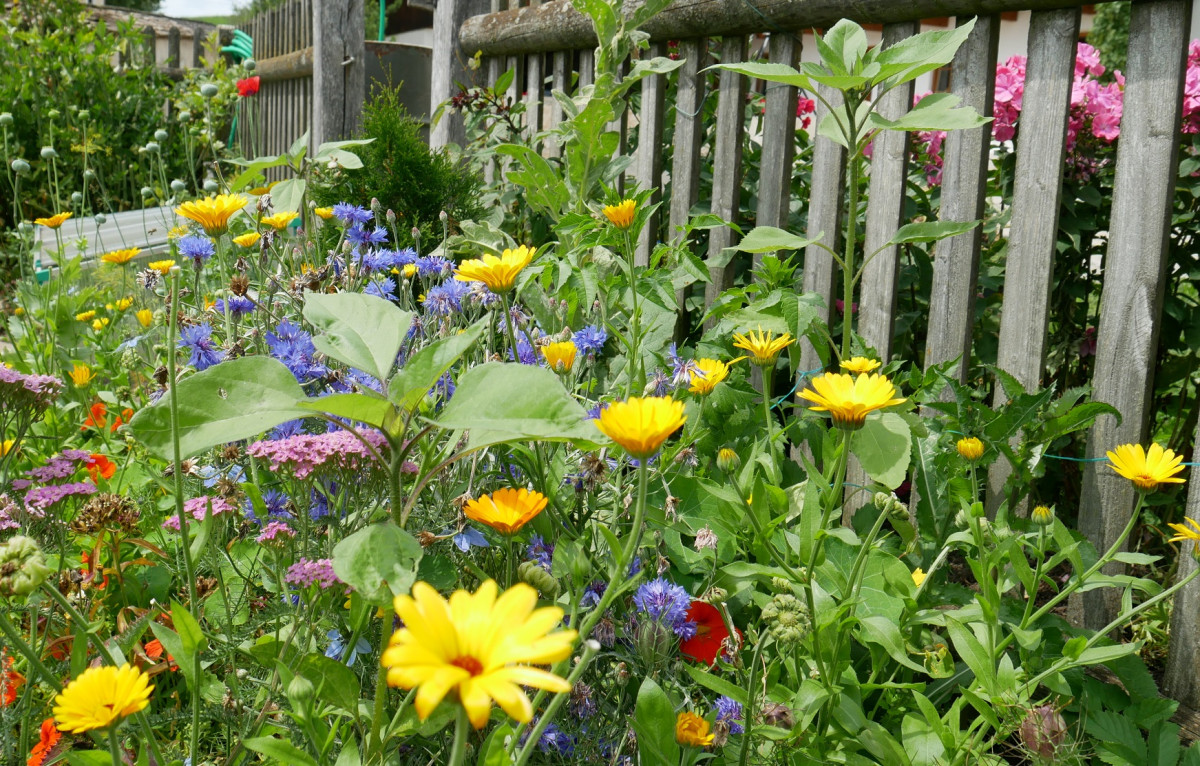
162,495,237,531
246,429,387,479
285,557,340,589
1183,40,1200,133
256,520,295,546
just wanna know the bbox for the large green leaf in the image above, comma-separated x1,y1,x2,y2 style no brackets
303,292,414,382
852,412,911,490
434,362,601,451
242,737,320,766
868,92,990,132
873,20,975,87
296,652,362,714
331,523,423,605
710,61,811,90
631,677,680,765
388,319,487,411
735,226,819,254
297,393,393,428
886,220,979,246
128,356,309,460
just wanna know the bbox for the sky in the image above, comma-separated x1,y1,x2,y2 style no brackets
158,0,239,18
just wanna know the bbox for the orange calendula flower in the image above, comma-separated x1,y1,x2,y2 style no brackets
100,247,140,265
593,396,687,459
27,717,61,766
86,454,116,483
602,199,636,229
1106,443,1186,493
260,211,299,230
798,372,906,431
454,246,535,294
2,654,25,706
175,194,247,236
68,363,94,387
463,488,548,534
34,212,71,229
957,436,984,461
675,711,715,746
75,310,96,322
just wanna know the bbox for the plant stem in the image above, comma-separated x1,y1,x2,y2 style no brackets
840,98,861,362
109,726,122,766
167,270,201,613
370,607,393,756
447,706,470,766
0,607,61,692
512,640,601,766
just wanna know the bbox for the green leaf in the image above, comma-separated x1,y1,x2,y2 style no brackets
65,754,114,766
631,677,680,765
128,356,309,459
242,736,321,766
303,292,414,382
172,600,207,657
735,226,818,254
859,615,926,673
331,523,423,605
477,723,517,766
887,220,979,246
868,93,991,132
873,21,975,87
334,739,361,766
683,664,747,704
852,413,911,489
269,178,306,215
945,616,994,692
296,652,362,714
296,393,392,428
709,61,811,90
434,362,601,451
388,319,487,411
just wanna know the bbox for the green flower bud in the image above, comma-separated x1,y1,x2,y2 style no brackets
873,492,892,512
145,142,160,154
83,169,96,182
199,83,220,98
179,110,192,122
170,179,187,193
760,593,811,648
11,159,30,175
203,180,219,193
716,448,740,473
244,58,257,71
77,109,90,120
286,675,315,718
40,146,57,159
70,192,83,204
47,109,60,119
0,113,12,126
140,186,155,199
154,129,169,142
518,560,560,600
94,214,106,224
0,536,54,597
769,577,791,594
1031,505,1055,527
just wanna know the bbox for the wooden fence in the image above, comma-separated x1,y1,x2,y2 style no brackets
86,6,231,79
426,0,1200,706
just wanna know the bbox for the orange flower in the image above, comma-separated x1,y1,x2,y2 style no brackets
2,654,25,706
80,551,108,590
144,639,177,671
27,717,62,766
86,454,116,483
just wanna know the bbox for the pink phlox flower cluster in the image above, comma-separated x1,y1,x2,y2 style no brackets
993,55,1027,142
256,521,295,545
24,482,96,511
910,92,947,185
247,429,387,479
285,557,341,589
0,493,19,531
1183,40,1200,133
796,97,816,131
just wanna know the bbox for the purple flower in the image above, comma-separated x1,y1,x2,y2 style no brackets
247,429,387,479
393,247,418,267
245,489,292,524
266,320,326,382
183,495,237,521
415,255,451,278
510,333,538,365
271,419,305,440
348,225,389,247
178,234,215,267
422,280,471,315
332,203,373,226
179,323,225,371
451,527,490,552
365,277,398,302
667,343,700,389
573,325,608,355
309,487,331,520
212,295,255,318
527,534,554,570
23,481,96,511
580,580,606,608
633,577,695,638
256,521,295,545
714,696,744,734
285,558,341,589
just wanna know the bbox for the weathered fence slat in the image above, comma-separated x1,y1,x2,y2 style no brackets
578,48,596,88
1077,0,1191,630
544,51,568,158
167,27,180,68
635,42,667,266
703,35,749,320
753,32,800,241
1166,413,1200,708
923,14,1000,383
312,0,366,147
986,7,1080,513
667,39,707,245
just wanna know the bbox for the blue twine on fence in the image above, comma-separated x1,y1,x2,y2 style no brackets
770,366,823,411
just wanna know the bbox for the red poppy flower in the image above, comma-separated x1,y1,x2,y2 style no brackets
145,639,177,670
27,717,62,766
236,76,261,96
86,453,116,483
680,600,741,665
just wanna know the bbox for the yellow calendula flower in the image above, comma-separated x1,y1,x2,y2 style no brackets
462,488,548,534
232,231,261,248
957,437,984,461
34,212,71,229
100,247,140,265
113,297,133,311
1,439,15,457
53,663,153,733
912,568,927,587
454,246,535,294
602,199,636,229
402,263,418,279
798,372,906,431
147,259,176,275
840,356,881,375
75,310,96,322
314,206,334,220
68,363,94,387
675,711,715,747
167,225,189,240
1168,517,1200,545
260,211,300,230
135,309,153,328
732,327,793,367
1031,505,1055,526
593,396,687,459
541,341,578,373
688,358,740,396
174,193,247,236
1106,443,1186,492
91,318,109,332
13,307,23,316
381,580,575,729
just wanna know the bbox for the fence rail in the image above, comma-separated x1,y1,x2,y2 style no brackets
426,0,1200,708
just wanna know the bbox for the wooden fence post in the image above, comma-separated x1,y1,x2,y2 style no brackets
985,8,1079,515
923,14,999,385
1165,414,1200,708
311,0,365,148
753,32,800,241
1075,0,1190,631
703,35,749,320
635,42,667,267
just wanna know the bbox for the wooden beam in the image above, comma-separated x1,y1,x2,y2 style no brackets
459,0,1123,56
312,0,366,147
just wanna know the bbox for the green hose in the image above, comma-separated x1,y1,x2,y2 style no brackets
378,0,386,41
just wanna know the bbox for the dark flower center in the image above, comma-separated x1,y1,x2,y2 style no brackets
451,656,484,676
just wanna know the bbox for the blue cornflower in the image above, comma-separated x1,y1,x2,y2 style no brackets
714,696,745,734
573,325,608,355
580,580,606,608
586,402,608,420
527,534,554,570
393,247,418,267
309,487,331,520
348,225,389,247
332,202,373,226
510,334,538,365
668,343,700,389
266,320,326,382
346,369,383,393
422,280,471,315
325,629,372,666
535,723,575,756
450,527,489,552
365,277,397,302
212,295,255,318
198,464,245,489
178,234,214,267
415,255,451,278
633,577,695,638
467,281,500,308
646,369,672,396
243,488,292,524
271,419,305,440
178,323,224,371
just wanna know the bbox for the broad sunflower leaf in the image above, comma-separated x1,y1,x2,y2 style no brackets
303,291,413,383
